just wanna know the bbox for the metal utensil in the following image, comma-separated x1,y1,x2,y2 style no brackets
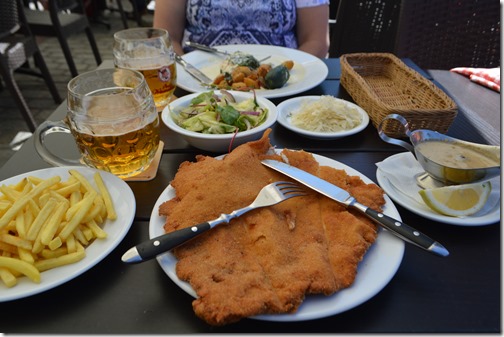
184,41,271,62
175,54,212,84
121,181,306,264
185,41,229,56
261,159,449,257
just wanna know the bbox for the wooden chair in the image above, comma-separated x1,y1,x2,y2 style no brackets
0,0,62,132
22,0,102,77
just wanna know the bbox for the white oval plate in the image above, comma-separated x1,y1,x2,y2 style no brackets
0,167,136,302
150,151,405,322
176,44,329,98
376,167,501,226
276,96,370,139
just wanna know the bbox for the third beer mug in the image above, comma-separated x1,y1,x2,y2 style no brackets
113,28,177,111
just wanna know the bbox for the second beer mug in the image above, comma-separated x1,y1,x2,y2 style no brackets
113,28,177,111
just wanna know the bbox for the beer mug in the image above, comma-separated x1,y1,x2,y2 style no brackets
113,28,177,111
34,68,160,179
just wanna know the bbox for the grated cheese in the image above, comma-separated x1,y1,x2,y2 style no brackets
289,96,362,132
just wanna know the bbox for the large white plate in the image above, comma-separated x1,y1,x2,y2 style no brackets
276,96,370,139
176,44,329,98
0,167,136,302
376,168,501,226
149,151,405,321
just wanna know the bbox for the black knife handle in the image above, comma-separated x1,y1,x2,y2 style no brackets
137,222,211,261
364,208,449,256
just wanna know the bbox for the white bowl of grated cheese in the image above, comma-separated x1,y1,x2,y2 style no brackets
276,95,369,139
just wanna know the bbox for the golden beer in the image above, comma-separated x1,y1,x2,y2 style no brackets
35,68,160,179
135,62,177,110
113,28,177,111
72,118,160,178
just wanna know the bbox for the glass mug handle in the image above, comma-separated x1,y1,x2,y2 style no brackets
34,120,82,167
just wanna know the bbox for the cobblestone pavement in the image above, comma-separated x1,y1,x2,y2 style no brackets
0,10,153,168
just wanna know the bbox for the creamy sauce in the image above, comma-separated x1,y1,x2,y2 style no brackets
416,141,499,169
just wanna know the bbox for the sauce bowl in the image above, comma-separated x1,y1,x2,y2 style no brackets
378,114,500,187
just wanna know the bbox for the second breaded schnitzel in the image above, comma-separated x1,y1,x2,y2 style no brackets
159,129,384,325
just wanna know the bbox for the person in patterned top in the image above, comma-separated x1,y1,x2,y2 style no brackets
153,0,330,58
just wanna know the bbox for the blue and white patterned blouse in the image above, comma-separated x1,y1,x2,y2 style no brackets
182,0,329,52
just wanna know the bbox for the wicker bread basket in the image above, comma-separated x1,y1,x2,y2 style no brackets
340,53,458,137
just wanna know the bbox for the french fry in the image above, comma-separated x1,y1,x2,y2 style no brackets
94,173,117,220
85,220,107,239
0,267,17,287
39,202,68,245
59,191,96,240
54,181,81,197
40,247,68,259
48,237,62,251
15,210,26,238
26,198,58,241
34,250,85,272
81,196,105,223
11,177,28,192
0,200,11,210
0,233,32,251
69,169,97,194
17,247,35,264
81,225,94,242
0,241,18,255
0,170,117,288
0,185,21,202
69,190,82,207
0,256,40,283
66,233,77,253
72,226,89,246
0,176,60,229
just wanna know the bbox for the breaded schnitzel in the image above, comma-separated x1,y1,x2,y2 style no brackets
159,129,384,325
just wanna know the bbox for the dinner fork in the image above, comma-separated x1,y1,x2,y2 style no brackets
121,181,305,264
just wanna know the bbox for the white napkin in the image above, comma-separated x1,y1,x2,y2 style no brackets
376,152,501,216
376,152,425,204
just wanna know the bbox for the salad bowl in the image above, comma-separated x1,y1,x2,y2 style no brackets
162,90,278,153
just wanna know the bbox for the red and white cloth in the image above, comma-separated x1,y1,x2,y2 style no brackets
450,67,500,92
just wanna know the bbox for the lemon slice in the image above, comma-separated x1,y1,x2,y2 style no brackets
419,181,492,217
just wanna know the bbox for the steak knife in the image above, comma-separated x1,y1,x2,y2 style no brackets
261,160,449,257
175,55,212,84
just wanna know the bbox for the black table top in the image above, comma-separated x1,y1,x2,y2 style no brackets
0,58,500,333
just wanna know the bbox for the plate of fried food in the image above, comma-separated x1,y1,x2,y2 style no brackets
276,95,370,139
149,131,405,325
176,44,329,98
0,167,135,301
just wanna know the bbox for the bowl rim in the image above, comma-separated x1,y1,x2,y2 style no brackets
161,90,278,139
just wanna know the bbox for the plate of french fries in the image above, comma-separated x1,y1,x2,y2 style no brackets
0,166,135,301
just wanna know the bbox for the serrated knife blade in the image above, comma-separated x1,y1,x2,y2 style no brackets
175,55,212,84
261,159,449,257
